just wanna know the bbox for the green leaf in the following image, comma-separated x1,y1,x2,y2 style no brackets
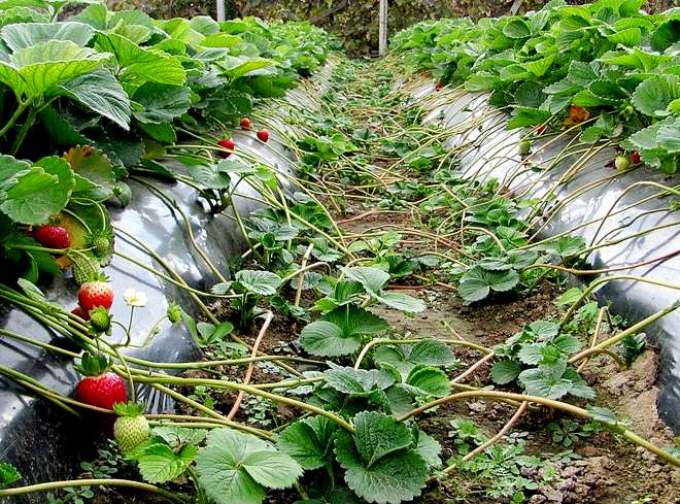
524,55,554,77
0,154,30,192
0,39,107,99
136,443,196,484
527,320,560,339
406,366,451,397
0,462,20,489
335,412,428,504
341,266,389,295
518,365,571,399
503,18,531,39
95,32,186,86
0,156,73,225
354,411,413,467
458,267,520,302
607,27,641,47
139,121,176,143
60,68,131,130
491,359,522,385
507,107,551,129
300,306,388,357
196,429,302,504
341,266,424,313
64,145,115,197
133,82,191,124
408,339,456,367
567,61,598,86
414,431,441,468
651,19,680,52
235,269,282,296
1,21,94,51
587,406,625,433
632,76,680,118
220,56,277,79
324,366,395,396
300,320,354,357
514,81,546,108
152,426,208,447
375,291,425,313
277,416,338,470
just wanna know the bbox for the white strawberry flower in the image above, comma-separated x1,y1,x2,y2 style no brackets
123,288,148,307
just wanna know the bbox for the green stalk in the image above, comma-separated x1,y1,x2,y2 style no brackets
0,479,188,503
130,373,354,432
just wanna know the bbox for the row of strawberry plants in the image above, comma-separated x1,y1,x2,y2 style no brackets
0,0,335,284
391,0,680,173
1,11,680,504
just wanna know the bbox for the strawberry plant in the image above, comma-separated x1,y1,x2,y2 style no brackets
491,320,594,400
392,0,680,174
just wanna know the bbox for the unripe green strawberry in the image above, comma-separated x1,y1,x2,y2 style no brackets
89,307,111,333
93,237,111,257
167,302,182,324
519,140,531,156
71,253,100,286
113,402,150,454
615,155,631,171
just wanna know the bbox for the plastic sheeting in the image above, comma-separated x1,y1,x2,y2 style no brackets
409,77,680,433
0,64,333,500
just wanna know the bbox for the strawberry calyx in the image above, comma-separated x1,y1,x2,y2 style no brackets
75,351,111,377
113,401,145,418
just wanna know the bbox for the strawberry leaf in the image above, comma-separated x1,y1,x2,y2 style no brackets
196,429,302,504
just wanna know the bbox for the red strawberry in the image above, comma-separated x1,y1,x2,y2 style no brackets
218,138,235,158
631,151,641,165
535,124,547,135
257,130,270,142
435,82,443,92
75,352,128,410
240,118,252,130
79,280,114,312
76,372,128,410
71,305,90,321
33,225,70,249
568,106,590,123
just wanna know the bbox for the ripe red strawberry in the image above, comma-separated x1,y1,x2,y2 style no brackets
218,138,235,158
33,225,70,249
71,305,90,321
75,352,127,410
257,130,270,142
76,372,128,410
240,118,252,130
79,279,114,312
535,124,547,135
631,151,641,165
568,106,590,123
435,82,443,92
